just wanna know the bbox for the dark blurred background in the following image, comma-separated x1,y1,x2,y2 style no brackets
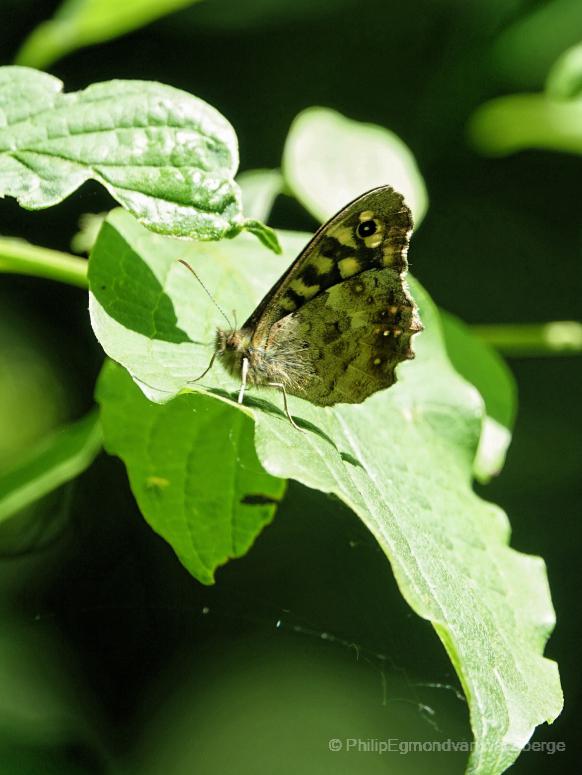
0,1,580,773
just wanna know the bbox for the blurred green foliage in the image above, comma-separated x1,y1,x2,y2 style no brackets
15,0,203,70
0,0,580,774
470,40,582,157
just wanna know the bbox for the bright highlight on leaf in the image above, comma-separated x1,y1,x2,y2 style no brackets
89,209,562,774
283,107,428,226
0,67,279,252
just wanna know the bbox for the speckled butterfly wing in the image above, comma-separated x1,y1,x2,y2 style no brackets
244,185,412,346
266,267,422,405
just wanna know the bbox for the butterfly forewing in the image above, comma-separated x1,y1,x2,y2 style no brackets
245,186,412,347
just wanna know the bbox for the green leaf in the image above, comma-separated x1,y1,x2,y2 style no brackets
96,361,285,585
440,310,517,482
546,42,582,100
70,212,107,255
283,107,428,226
468,93,582,157
88,209,562,773
14,0,202,70
0,67,277,250
241,219,282,254
0,410,102,523
237,168,283,222
469,43,582,157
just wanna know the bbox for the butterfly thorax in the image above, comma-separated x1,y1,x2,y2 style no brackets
217,326,277,385
215,326,313,390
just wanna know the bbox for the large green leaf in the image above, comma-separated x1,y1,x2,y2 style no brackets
96,362,285,584
0,410,102,523
0,67,279,250
283,107,428,226
15,0,202,70
89,209,562,774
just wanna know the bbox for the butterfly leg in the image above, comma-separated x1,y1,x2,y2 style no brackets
267,382,302,432
238,357,249,404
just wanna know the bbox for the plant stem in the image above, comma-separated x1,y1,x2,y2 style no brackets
0,237,88,289
1,238,580,359
473,322,582,356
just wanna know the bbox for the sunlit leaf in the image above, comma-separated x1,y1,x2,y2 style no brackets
89,209,562,774
0,67,279,250
237,169,283,223
283,107,428,226
70,212,107,255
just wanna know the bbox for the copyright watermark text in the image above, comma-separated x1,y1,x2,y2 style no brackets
328,738,565,755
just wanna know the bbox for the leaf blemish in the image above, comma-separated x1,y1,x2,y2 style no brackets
145,476,170,490
241,493,280,506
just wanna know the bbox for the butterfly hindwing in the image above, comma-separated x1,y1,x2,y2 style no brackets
246,185,412,346
266,268,421,405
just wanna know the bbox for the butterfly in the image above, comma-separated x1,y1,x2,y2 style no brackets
182,185,422,427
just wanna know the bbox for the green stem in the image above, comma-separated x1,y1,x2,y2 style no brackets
1,239,580,360
473,322,582,356
0,237,88,289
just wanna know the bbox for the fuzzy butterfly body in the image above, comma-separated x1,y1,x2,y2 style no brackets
213,186,422,409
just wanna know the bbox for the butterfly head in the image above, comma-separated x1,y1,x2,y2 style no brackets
215,328,251,354
214,327,254,380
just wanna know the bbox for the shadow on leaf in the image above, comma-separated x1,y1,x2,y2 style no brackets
89,221,191,344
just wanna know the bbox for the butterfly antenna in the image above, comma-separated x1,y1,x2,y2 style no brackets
177,259,234,330
134,377,176,395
